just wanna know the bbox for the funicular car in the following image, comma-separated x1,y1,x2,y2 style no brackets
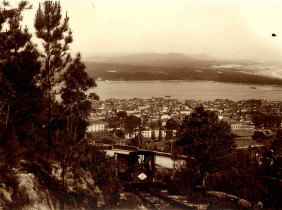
115,150,156,184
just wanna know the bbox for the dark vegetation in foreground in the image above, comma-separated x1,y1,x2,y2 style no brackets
154,107,281,209
0,1,281,209
85,61,282,85
0,1,118,208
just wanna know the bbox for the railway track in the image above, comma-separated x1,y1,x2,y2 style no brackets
134,188,195,209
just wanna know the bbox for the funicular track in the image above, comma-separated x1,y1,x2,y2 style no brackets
134,186,195,209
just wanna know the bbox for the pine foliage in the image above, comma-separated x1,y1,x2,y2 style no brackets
0,2,105,207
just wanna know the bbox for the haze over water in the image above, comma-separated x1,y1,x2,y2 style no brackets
94,80,282,102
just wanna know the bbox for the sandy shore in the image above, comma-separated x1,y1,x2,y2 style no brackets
271,69,282,79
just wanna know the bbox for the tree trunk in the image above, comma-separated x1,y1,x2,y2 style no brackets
46,54,52,147
200,166,205,187
62,158,65,188
5,100,10,126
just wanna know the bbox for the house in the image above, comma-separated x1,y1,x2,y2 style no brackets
87,122,105,132
229,119,241,130
180,109,191,115
124,129,176,140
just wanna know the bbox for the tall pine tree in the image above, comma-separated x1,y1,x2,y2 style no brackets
61,53,96,142
0,1,45,146
34,1,73,146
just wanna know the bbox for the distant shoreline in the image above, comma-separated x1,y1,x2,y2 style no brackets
96,79,282,87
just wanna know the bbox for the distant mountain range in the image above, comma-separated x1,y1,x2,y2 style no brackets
84,53,282,85
83,52,216,67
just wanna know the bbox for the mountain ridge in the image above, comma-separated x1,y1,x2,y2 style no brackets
84,53,282,86
83,52,216,67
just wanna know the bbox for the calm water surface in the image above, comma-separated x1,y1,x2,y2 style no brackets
93,81,282,101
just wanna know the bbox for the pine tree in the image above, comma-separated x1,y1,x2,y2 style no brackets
33,2,98,186
61,53,96,141
34,1,73,146
0,1,44,146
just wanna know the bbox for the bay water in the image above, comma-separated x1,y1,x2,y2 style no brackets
92,80,282,101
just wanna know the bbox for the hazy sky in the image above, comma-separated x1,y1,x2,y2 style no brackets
22,0,282,62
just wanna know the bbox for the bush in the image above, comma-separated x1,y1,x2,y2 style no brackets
156,165,201,196
252,131,266,142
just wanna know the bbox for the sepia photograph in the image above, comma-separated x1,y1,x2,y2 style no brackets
0,0,281,209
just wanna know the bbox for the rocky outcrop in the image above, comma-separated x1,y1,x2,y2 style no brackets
206,191,252,209
0,160,105,209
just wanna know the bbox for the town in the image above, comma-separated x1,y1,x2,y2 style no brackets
1,1,282,209
87,97,282,151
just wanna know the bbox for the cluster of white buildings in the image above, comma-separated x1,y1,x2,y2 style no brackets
87,123,105,132
124,129,177,140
